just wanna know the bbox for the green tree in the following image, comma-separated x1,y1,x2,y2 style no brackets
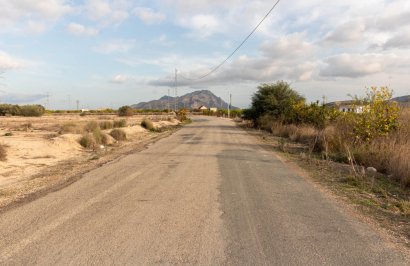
351,86,399,141
118,105,134,116
247,81,305,124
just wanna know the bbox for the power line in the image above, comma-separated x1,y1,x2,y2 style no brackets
179,0,281,81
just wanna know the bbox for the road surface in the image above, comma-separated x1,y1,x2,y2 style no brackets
0,116,407,265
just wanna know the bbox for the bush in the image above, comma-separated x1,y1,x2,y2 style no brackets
19,105,45,117
0,144,7,161
118,106,134,117
0,104,21,116
79,134,97,149
350,87,399,142
176,109,188,122
141,119,155,131
99,121,113,130
113,119,127,128
0,104,45,117
110,129,127,141
84,121,99,132
92,128,104,144
59,122,83,134
247,81,305,124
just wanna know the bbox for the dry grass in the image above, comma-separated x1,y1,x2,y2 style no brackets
141,119,155,131
113,119,127,128
79,134,97,149
258,109,410,186
84,121,99,132
59,122,84,134
99,121,114,130
353,110,410,185
110,129,127,141
0,143,7,161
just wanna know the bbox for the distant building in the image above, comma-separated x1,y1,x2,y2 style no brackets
198,105,208,110
210,107,217,112
338,104,365,113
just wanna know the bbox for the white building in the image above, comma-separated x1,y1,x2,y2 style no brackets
338,105,365,113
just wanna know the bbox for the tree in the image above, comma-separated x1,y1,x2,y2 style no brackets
351,86,399,142
118,105,133,116
247,81,305,124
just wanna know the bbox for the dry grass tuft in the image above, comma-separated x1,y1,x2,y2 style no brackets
141,119,155,131
79,134,96,149
59,122,84,134
84,121,99,132
110,129,127,141
113,119,127,128
99,121,114,130
0,143,7,161
260,109,410,186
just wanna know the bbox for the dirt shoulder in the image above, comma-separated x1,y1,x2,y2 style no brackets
239,125,410,252
0,114,183,212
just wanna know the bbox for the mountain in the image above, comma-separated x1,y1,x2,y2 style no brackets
131,90,239,110
392,95,410,102
326,95,410,108
391,95,410,107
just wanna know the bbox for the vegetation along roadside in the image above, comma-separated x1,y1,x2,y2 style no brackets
240,81,410,247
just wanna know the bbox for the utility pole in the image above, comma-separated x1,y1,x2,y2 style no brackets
174,68,178,112
167,88,170,112
76,100,80,111
228,92,231,118
45,92,50,110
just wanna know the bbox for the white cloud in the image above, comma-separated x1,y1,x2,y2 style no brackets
94,39,136,54
85,0,129,25
0,0,73,29
0,51,29,70
66,22,99,36
383,30,410,50
261,33,314,59
134,7,165,24
324,20,366,44
178,14,223,38
111,74,128,83
152,34,174,46
26,20,47,33
320,53,387,78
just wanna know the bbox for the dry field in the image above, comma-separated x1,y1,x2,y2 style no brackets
0,114,178,190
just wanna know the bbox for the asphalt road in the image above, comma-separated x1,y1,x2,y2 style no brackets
0,116,408,265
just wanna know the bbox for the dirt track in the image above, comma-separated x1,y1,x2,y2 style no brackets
0,116,407,265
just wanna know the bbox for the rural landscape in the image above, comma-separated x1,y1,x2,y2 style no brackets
1,0,410,265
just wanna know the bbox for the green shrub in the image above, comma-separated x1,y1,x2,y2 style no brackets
0,144,7,161
19,105,45,117
99,121,114,130
247,81,304,123
110,129,127,141
118,106,134,116
0,104,21,116
141,119,155,131
113,119,127,128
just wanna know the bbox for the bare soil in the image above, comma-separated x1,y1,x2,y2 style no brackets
0,114,180,209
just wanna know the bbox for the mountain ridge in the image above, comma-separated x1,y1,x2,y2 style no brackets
132,90,239,110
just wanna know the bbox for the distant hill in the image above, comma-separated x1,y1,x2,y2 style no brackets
391,95,410,107
326,95,410,108
392,95,410,104
132,90,239,110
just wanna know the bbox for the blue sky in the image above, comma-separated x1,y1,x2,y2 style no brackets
0,0,409,109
